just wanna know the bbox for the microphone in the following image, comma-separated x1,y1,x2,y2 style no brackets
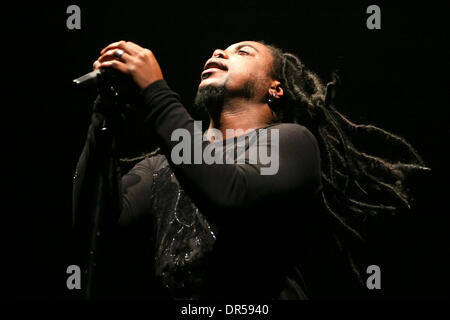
73,67,141,108
72,68,128,87
73,69,102,87
73,68,140,102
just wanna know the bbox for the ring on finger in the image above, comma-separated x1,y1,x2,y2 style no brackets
114,49,125,59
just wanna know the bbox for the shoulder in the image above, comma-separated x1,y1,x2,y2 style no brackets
271,123,321,176
267,123,319,150
264,123,322,191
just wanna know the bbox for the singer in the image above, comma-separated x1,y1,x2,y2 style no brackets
73,40,428,299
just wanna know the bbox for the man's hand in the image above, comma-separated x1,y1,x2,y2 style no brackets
93,41,163,90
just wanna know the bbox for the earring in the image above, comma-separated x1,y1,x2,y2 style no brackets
268,92,276,103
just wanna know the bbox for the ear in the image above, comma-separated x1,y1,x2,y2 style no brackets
269,80,284,100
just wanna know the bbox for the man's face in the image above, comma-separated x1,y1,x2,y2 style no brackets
199,41,274,101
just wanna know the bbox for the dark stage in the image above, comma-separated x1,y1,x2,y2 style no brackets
0,1,449,303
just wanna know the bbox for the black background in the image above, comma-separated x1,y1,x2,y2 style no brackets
1,1,449,299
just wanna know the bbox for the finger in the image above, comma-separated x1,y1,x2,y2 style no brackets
93,60,101,70
124,41,144,52
98,49,131,63
100,40,138,56
100,40,125,55
99,60,128,74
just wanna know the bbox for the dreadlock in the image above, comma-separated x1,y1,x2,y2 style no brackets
261,42,430,283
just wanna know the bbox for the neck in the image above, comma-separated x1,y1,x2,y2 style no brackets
208,98,274,140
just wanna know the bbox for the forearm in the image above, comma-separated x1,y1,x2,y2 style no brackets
141,80,248,210
140,81,320,219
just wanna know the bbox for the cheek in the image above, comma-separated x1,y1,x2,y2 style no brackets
228,68,270,94
224,69,253,89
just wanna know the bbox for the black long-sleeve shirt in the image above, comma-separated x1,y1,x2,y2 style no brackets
73,80,326,299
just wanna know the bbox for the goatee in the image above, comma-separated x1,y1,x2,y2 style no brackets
193,85,226,115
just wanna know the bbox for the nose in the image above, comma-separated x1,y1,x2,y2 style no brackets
212,49,229,59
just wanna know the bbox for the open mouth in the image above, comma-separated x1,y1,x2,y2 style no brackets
201,68,224,79
201,60,228,80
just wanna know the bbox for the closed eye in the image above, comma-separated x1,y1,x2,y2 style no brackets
238,49,249,55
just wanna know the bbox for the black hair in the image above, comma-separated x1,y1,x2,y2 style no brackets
261,41,431,284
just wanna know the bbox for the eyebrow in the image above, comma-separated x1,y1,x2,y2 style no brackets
235,44,259,53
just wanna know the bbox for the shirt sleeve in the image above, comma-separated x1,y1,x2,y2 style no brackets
72,97,158,233
118,156,165,226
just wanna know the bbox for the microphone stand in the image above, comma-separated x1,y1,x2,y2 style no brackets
74,69,137,300
82,85,119,301
84,169,106,300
